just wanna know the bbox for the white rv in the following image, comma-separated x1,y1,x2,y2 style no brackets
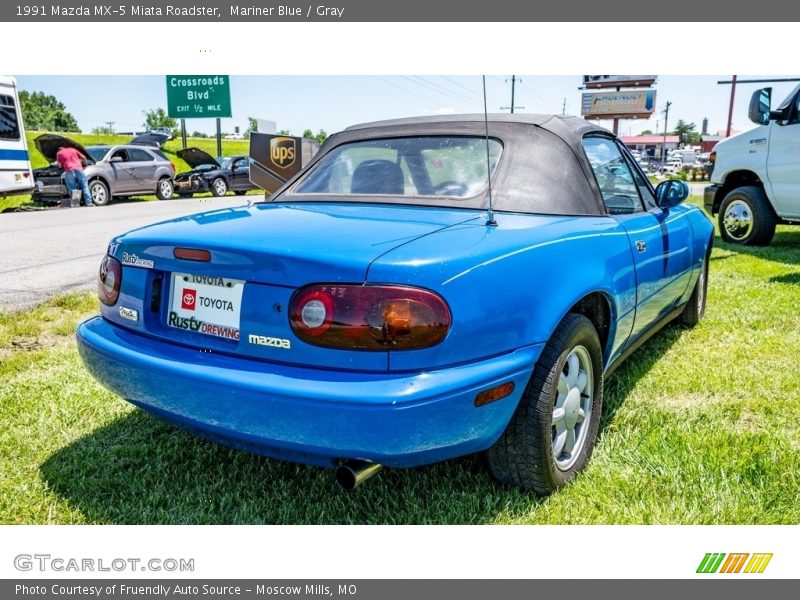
0,76,33,198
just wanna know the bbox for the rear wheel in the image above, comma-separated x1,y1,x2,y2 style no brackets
156,178,174,200
679,254,709,327
718,186,776,246
212,177,228,197
487,314,603,494
89,180,109,206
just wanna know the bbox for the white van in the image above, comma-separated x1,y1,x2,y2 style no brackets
0,76,33,198
669,149,699,166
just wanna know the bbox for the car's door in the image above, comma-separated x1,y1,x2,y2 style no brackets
583,135,693,341
230,157,251,190
105,148,134,193
127,147,159,193
767,89,800,218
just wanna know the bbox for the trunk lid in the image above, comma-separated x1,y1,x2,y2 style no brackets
104,202,480,372
130,131,170,147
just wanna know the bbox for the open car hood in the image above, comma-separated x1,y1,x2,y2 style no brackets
34,134,94,164
177,147,220,169
129,132,170,147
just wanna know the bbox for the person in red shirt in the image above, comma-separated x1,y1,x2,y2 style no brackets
55,146,93,206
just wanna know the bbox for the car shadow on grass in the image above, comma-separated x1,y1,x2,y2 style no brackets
601,323,684,431
40,327,682,525
714,229,800,267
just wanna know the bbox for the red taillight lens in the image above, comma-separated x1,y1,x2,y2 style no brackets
290,284,451,350
170,161,176,173
98,255,122,306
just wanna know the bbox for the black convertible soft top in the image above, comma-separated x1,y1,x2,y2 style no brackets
274,114,612,216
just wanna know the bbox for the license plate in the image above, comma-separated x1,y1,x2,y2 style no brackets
168,273,245,341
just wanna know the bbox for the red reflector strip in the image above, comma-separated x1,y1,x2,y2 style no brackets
174,248,212,262
474,382,515,407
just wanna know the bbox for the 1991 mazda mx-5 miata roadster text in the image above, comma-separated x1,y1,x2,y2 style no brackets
77,114,714,494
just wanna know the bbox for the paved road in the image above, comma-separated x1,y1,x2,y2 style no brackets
0,197,250,312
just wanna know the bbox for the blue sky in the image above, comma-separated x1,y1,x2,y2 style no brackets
14,75,800,138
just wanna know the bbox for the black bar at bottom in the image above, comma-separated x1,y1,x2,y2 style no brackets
3,580,796,600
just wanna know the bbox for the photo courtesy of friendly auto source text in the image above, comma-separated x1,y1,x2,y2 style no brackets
1,2,798,592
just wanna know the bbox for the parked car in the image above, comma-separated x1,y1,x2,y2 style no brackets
704,84,800,245
173,148,256,197
77,114,713,494
32,134,175,206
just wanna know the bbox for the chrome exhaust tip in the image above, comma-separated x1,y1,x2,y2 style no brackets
335,460,383,490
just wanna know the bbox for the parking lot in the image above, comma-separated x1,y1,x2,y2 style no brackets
0,197,246,311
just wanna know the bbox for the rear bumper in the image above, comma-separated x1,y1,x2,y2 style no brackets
76,317,540,468
704,184,721,214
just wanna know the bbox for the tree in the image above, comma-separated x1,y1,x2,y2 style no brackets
143,108,177,132
640,129,654,135
303,128,328,143
191,131,209,138
91,125,114,135
18,90,80,132
245,117,259,135
673,120,700,146
278,129,291,135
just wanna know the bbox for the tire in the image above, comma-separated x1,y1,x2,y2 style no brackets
211,177,228,197
679,253,709,327
487,313,603,494
156,178,174,200
89,179,110,206
718,186,776,246
234,190,247,196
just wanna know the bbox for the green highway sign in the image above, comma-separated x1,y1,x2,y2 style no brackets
166,75,232,119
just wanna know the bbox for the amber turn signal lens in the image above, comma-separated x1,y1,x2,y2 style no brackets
474,382,515,407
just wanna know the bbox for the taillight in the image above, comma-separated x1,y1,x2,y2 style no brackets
170,161,176,173
290,284,451,350
98,255,122,306
709,151,716,164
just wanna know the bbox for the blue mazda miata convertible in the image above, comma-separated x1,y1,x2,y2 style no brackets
77,114,714,494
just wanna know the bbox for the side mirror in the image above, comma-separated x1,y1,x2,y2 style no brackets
655,179,689,209
748,87,772,125
109,156,123,163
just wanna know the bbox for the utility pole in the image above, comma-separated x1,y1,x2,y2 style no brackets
726,75,737,137
500,75,524,113
661,101,672,165
105,121,115,134
562,98,567,115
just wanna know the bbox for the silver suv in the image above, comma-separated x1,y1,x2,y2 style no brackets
32,134,175,206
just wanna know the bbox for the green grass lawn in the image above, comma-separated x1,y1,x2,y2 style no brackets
0,131,254,212
0,198,798,524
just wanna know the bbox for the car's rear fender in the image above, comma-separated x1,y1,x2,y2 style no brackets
368,212,637,372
